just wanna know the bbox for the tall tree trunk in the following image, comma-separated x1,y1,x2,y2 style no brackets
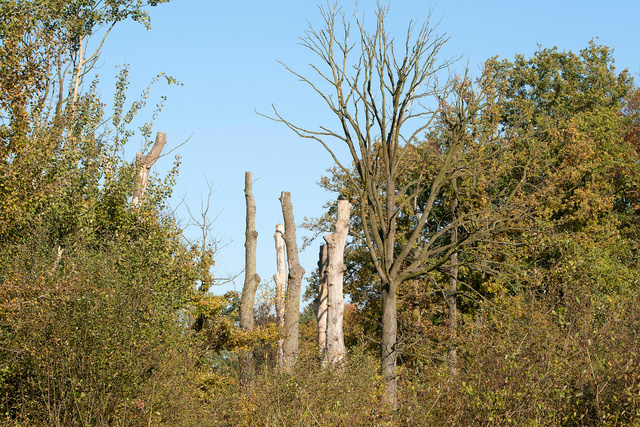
280,192,305,373
324,199,351,366
273,223,287,371
70,36,84,106
132,132,166,207
447,253,459,375
381,282,398,409
240,172,260,386
448,178,459,376
314,244,328,363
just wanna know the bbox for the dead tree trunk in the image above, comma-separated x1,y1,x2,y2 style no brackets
132,132,167,207
314,244,328,363
240,172,260,386
324,199,351,366
280,191,305,373
273,223,287,371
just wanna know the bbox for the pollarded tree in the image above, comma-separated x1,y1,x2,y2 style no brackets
280,191,306,372
269,4,528,406
313,199,351,366
240,171,260,385
273,223,287,370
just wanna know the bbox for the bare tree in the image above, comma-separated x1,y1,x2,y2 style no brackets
273,223,287,371
280,192,305,372
181,177,225,330
240,172,261,385
267,4,525,407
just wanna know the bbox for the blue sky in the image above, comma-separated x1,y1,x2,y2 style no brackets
94,1,640,297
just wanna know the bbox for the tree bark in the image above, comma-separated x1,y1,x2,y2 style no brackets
324,199,351,366
273,223,287,371
132,132,167,207
314,244,328,363
71,36,84,107
381,281,398,409
280,191,305,373
240,171,260,386
447,181,459,376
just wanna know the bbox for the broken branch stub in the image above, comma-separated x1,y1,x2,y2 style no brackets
132,132,167,207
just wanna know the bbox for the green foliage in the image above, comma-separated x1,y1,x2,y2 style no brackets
414,42,640,425
0,73,207,424
0,1,222,425
486,42,636,228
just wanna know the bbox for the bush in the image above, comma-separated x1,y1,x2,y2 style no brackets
202,346,390,426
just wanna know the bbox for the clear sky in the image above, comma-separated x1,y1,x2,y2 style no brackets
93,1,640,298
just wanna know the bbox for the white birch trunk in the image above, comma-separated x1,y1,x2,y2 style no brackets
71,37,84,107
